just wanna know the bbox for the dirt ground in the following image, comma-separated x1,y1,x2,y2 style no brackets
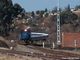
0,53,42,60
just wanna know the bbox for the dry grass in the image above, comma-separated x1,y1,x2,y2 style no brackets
0,56,23,60
0,54,42,60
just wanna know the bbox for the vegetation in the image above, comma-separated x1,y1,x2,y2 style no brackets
60,10,78,25
75,5,80,10
0,0,80,43
0,0,25,36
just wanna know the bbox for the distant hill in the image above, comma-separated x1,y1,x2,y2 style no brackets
1,0,80,44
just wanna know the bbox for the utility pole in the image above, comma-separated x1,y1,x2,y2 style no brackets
57,0,61,47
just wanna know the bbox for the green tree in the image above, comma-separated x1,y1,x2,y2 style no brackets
0,0,25,36
45,8,48,12
31,11,35,17
40,10,45,17
36,10,40,14
60,11,78,25
52,7,57,13
75,5,80,10
65,4,71,11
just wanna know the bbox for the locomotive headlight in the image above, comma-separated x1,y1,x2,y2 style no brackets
24,29,27,31
24,26,31,32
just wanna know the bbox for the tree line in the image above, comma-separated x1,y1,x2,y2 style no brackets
0,0,25,36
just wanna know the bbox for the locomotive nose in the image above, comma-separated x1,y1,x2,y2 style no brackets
19,26,31,41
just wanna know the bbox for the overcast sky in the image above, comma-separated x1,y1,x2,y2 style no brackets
12,0,80,12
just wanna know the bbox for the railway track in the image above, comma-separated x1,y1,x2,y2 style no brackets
0,35,80,60
24,45,80,60
0,45,80,60
0,48,53,60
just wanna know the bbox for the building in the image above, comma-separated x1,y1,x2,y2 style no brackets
61,32,80,48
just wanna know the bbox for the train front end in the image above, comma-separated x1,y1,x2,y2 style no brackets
19,27,31,42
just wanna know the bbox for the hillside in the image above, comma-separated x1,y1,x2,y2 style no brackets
1,0,80,44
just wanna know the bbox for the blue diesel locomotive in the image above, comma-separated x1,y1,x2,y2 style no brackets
19,27,49,43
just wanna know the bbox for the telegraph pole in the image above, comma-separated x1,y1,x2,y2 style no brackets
57,0,61,47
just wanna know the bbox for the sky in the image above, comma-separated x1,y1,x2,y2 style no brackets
12,0,80,12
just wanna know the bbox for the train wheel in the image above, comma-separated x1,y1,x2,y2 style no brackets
24,40,33,45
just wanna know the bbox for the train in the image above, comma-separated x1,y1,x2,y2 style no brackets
19,27,49,43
